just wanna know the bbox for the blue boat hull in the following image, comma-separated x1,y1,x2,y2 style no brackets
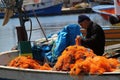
0,3,63,18
28,3,63,16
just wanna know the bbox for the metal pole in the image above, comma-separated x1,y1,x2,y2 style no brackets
16,0,28,41
32,9,48,42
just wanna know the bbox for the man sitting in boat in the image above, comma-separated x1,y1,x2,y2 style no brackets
77,15,105,56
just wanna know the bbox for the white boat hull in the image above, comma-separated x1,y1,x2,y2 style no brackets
0,50,120,80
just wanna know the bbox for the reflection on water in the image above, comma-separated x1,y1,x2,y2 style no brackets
0,13,111,52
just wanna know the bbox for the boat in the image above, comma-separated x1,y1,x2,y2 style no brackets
0,0,63,18
0,26,119,80
0,43,120,80
0,24,120,80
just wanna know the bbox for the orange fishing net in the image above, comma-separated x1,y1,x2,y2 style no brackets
8,56,52,70
70,56,119,75
53,36,120,75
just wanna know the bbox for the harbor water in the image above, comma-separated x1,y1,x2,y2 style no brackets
0,13,111,52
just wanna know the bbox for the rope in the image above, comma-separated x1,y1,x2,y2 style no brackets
32,9,48,42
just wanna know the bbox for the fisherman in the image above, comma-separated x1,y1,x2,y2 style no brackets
77,15,105,56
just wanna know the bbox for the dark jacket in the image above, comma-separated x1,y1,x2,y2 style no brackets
81,22,105,56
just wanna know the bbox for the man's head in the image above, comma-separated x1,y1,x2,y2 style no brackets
78,15,90,29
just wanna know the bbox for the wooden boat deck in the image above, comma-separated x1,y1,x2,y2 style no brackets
104,28,120,39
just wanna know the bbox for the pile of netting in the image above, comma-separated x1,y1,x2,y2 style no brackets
8,56,52,70
53,36,120,75
53,48,120,75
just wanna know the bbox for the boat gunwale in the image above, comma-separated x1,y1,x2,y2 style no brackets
0,62,120,75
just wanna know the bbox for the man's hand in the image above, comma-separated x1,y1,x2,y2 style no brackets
75,35,82,45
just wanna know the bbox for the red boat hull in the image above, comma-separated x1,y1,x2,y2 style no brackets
92,5,120,20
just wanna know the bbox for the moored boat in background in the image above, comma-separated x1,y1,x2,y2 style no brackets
92,5,115,20
92,0,120,22
0,0,63,18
